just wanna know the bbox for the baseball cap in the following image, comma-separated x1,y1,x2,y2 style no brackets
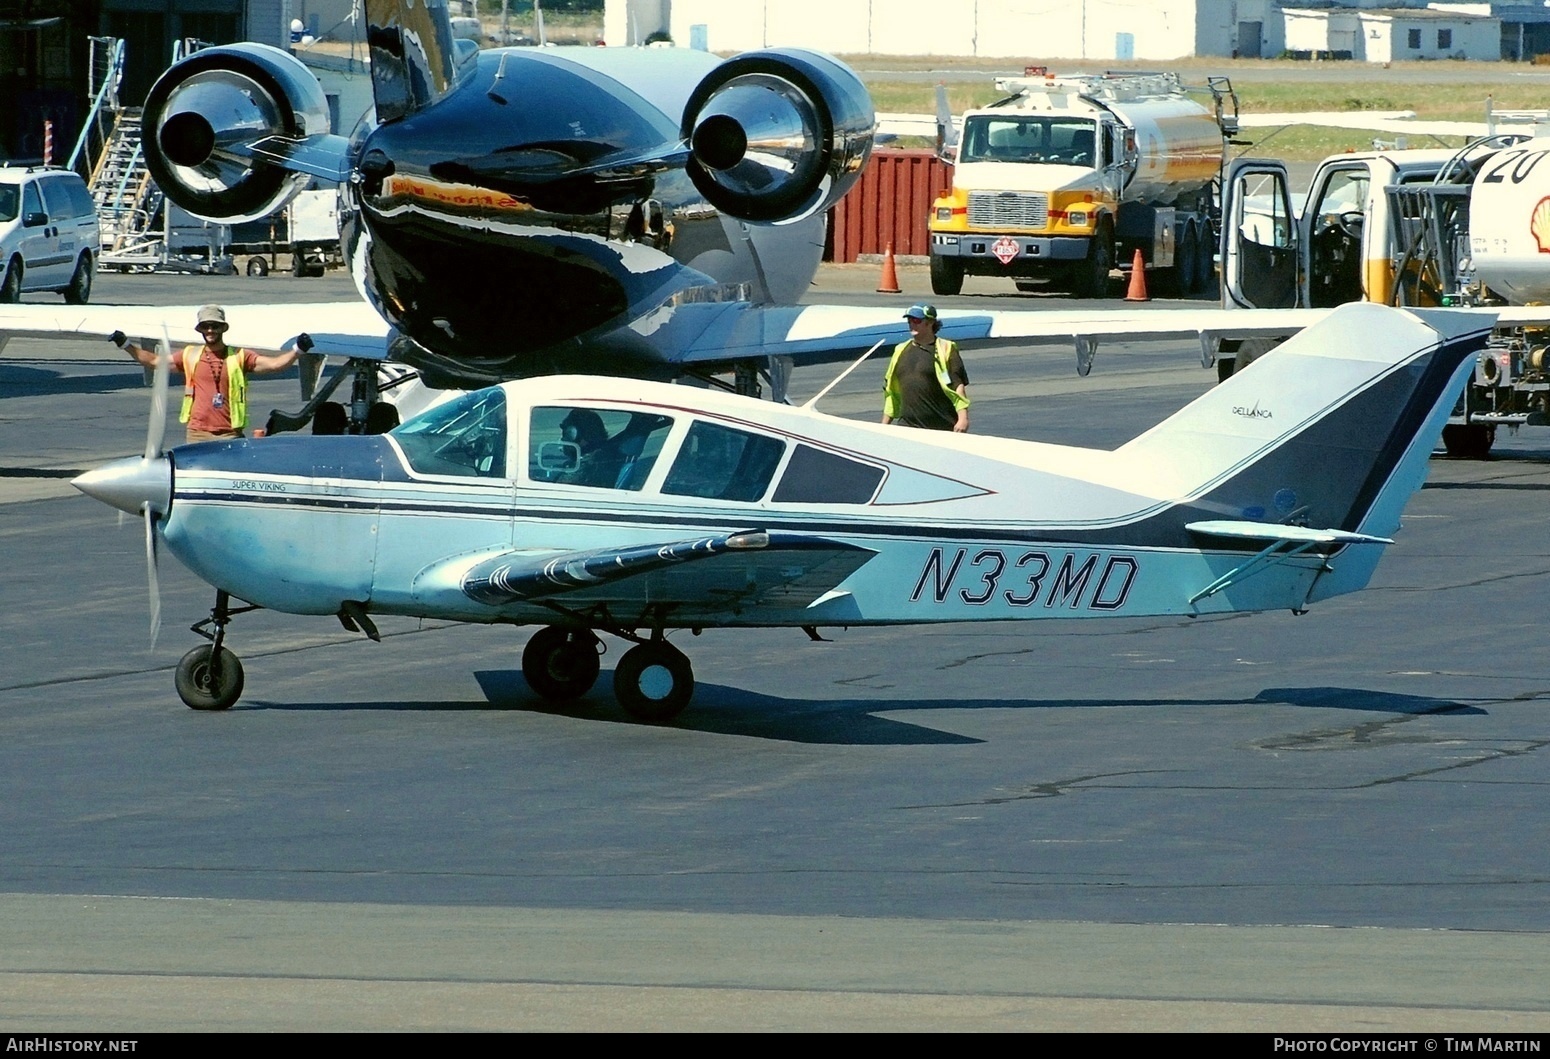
196,304,228,329
903,303,938,321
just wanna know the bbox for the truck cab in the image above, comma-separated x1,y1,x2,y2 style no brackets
1220,149,1460,315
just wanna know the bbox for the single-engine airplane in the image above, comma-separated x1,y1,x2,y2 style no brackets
72,302,1487,720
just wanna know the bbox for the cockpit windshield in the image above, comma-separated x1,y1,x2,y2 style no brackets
391,388,508,478
959,116,1098,166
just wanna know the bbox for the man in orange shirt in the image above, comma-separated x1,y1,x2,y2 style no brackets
114,305,309,442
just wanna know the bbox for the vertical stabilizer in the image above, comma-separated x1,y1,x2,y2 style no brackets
1117,303,1488,546
368,0,460,124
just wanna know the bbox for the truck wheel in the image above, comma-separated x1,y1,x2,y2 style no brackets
1196,226,1217,294
930,254,964,296
247,256,269,277
1441,423,1495,459
1070,225,1113,298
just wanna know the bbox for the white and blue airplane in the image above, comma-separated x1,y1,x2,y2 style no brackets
72,301,1487,720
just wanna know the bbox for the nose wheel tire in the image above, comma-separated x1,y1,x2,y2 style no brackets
522,626,602,702
175,645,244,711
613,642,694,722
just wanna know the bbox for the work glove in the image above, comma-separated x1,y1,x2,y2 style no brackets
109,330,127,348
296,332,315,353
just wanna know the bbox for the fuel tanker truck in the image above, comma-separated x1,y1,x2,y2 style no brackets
928,70,1237,298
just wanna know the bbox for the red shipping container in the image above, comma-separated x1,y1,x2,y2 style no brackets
827,149,954,262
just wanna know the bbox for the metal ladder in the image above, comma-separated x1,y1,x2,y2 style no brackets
91,109,166,264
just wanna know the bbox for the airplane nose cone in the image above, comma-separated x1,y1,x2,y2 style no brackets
73,456,172,517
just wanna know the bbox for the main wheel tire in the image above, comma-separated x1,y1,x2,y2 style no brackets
930,254,964,296
1070,225,1113,298
614,642,694,722
175,646,244,711
63,254,92,304
522,626,601,702
1441,423,1496,459
1,259,20,303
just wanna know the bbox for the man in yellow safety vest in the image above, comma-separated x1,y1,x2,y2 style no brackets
114,304,308,442
882,303,970,432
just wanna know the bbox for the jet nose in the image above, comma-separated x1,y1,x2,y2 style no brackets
73,455,172,517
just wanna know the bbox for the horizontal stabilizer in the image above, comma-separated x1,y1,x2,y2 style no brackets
1186,521,1392,546
461,530,875,611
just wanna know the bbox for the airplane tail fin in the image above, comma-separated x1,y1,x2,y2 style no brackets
367,0,464,124
1117,303,1488,598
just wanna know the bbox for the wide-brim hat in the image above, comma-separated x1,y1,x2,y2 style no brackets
196,304,228,330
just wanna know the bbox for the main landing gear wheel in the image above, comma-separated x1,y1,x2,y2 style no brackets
175,645,245,711
613,642,694,722
522,626,602,702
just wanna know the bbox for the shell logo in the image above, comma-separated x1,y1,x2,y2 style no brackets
1532,196,1550,253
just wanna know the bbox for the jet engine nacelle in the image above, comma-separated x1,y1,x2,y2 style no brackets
143,43,332,223
681,48,874,225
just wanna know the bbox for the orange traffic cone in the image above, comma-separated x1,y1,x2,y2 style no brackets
876,242,902,294
1124,248,1149,302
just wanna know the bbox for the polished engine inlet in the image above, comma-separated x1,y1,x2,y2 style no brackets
143,43,331,223
681,48,874,224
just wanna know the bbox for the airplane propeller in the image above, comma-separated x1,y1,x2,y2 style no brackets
141,330,172,647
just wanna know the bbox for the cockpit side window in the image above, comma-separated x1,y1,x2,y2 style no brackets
390,388,508,478
662,420,785,502
529,405,675,490
771,444,884,504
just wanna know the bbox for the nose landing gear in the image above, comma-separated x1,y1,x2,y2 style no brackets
174,590,259,711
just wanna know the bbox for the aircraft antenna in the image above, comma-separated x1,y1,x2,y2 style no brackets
802,339,886,411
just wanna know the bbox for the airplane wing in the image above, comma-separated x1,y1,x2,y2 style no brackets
0,302,391,360
643,300,1351,375
459,529,875,612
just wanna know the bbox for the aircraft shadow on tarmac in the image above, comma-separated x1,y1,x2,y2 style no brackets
0,363,153,397
236,675,1482,746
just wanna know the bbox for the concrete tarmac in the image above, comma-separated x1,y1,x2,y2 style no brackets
1,269,1548,1031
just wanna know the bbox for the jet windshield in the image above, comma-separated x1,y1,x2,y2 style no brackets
391,388,507,478
959,116,1098,166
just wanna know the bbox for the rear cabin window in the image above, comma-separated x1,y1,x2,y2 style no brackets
771,444,884,504
662,420,785,502
529,405,674,491
391,388,508,478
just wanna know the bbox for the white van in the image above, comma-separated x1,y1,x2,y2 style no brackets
0,166,101,303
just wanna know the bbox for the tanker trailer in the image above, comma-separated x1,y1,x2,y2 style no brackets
928,71,1236,298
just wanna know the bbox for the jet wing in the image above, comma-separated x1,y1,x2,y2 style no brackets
646,301,1338,374
642,301,1550,376
460,529,875,612
0,302,391,360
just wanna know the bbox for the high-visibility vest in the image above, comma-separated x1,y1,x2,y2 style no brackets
179,346,248,429
882,337,970,420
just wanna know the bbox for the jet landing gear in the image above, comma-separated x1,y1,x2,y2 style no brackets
521,624,695,722
175,590,257,710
